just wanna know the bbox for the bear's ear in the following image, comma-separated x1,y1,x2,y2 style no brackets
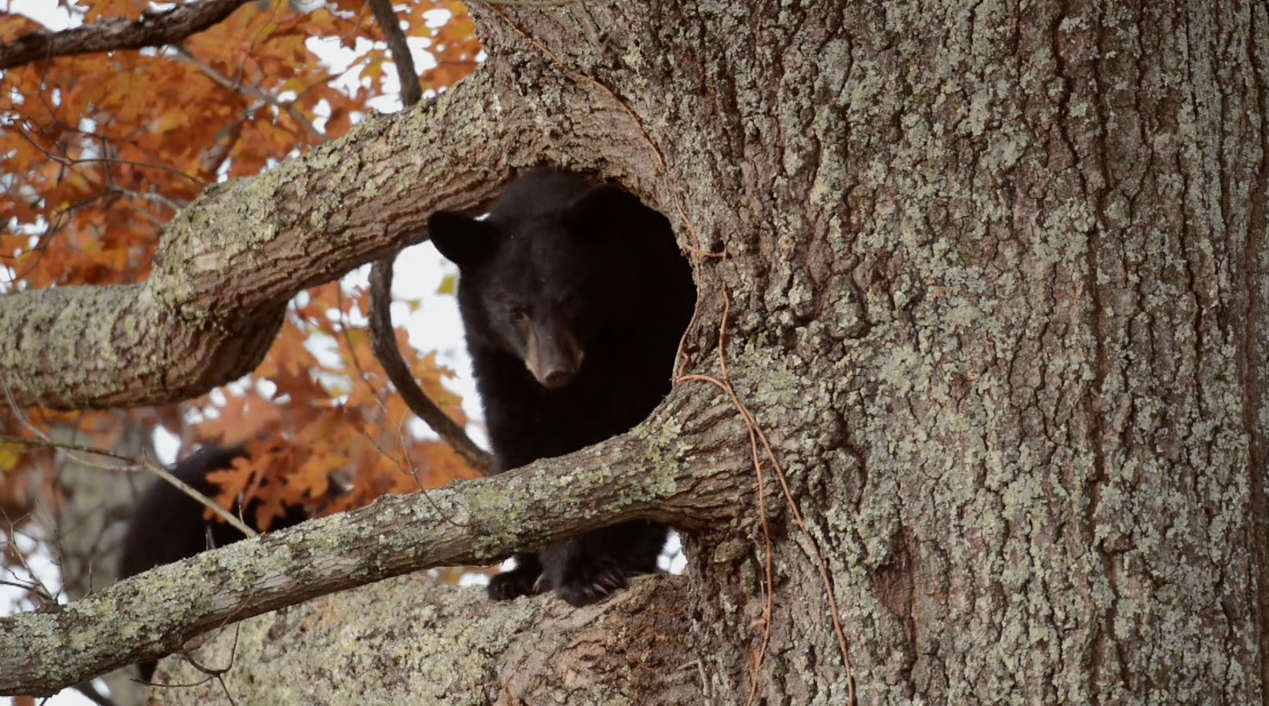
429,212,500,267
562,184,647,238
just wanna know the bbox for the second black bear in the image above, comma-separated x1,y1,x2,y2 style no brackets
118,444,309,680
429,170,696,607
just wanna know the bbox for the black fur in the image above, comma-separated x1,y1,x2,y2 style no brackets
429,170,695,607
117,444,309,681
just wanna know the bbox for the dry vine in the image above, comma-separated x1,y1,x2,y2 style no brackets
678,292,857,706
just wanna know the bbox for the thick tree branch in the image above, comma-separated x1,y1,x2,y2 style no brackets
0,388,748,696
0,0,254,71
0,60,652,410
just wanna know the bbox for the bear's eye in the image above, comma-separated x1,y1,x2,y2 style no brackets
509,303,531,321
558,293,582,319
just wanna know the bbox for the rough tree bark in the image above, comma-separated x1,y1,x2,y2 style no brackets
1,0,1267,704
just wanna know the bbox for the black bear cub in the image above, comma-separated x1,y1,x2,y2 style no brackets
118,444,309,680
429,170,696,607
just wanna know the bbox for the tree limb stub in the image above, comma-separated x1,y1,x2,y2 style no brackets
0,0,255,71
0,60,644,410
0,387,748,695
0,283,287,411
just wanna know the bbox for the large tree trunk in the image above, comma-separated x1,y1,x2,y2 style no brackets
3,0,1267,703
450,0,1269,701
457,0,1269,701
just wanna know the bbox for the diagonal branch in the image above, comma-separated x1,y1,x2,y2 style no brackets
369,260,493,472
0,0,254,70
365,0,422,107
0,387,748,696
172,45,327,140
358,0,492,471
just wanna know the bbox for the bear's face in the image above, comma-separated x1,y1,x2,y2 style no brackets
430,184,638,390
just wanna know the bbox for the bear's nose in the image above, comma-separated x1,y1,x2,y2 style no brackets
541,367,576,390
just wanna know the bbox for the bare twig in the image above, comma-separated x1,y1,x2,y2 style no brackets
0,435,255,538
326,289,435,497
0,0,255,70
7,122,207,188
106,187,187,215
0,435,136,467
0,526,58,607
171,46,326,141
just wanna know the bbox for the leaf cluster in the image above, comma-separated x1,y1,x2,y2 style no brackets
0,0,482,543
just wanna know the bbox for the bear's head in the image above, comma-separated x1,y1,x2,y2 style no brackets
429,182,660,391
